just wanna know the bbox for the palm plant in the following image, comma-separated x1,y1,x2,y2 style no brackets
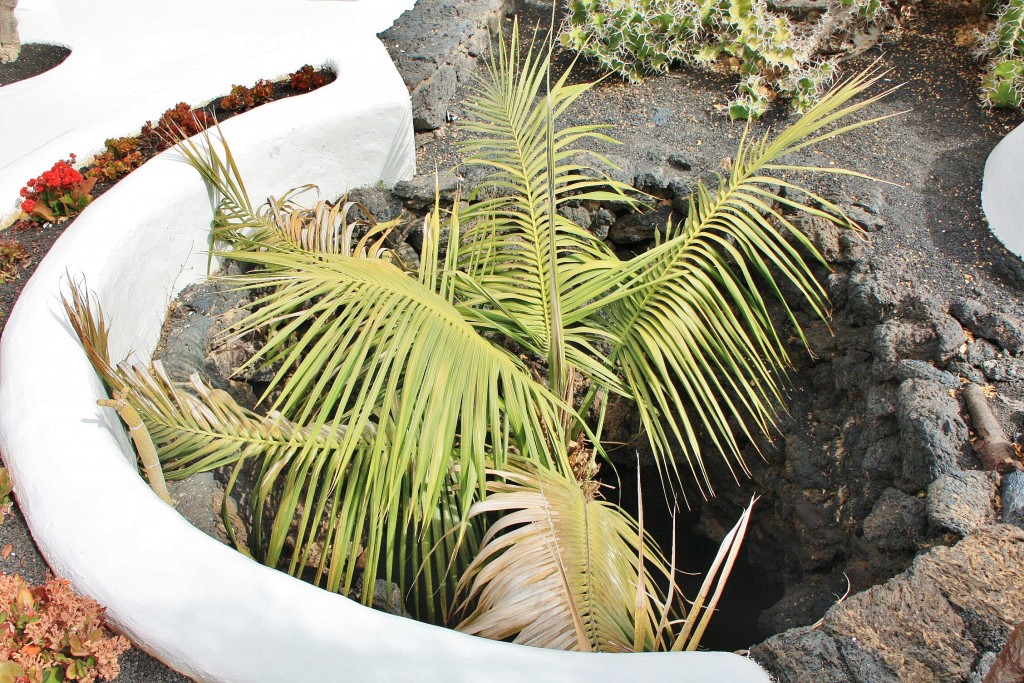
66,23,891,650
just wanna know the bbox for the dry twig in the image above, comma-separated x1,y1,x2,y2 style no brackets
964,383,1024,474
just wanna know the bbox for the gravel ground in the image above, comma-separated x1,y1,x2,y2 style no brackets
0,42,70,86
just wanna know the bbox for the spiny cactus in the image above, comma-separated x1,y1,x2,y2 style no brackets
560,0,897,119
979,0,1024,109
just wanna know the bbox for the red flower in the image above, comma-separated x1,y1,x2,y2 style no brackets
18,155,92,222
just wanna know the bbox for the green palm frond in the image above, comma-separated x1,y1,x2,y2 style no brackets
115,356,477,617
454,21,640,401
577,67,899,494
105,361,359,481
65,284,477,613
217,245,566,474
458,23,635,214
167,131,581,613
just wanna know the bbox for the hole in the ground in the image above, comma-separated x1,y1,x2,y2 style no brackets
607,464,785,651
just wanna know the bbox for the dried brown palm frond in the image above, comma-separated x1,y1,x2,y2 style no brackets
453,459,754,651
61,278,121,393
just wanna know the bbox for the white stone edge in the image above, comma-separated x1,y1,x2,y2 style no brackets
0,31,769,683
983,122,1024,259
1,0,420,226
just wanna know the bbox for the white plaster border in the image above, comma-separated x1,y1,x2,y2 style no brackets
0,0,420,225
0,23,769,683
983,122,1024,259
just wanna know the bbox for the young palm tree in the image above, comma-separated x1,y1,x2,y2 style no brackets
67,23,892,650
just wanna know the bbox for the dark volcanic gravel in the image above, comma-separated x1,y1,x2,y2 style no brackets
0,42,70,86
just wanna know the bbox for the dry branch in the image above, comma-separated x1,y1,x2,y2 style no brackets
964,383,1024,474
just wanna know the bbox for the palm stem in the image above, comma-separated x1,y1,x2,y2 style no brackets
544,73,569,426
98,393,172,504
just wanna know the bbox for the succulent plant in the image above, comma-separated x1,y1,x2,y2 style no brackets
979,0,1024,109
561,0,896,119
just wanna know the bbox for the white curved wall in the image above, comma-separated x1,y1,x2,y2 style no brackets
1,0,418,225
0,2,770,681
983,122,1024,258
